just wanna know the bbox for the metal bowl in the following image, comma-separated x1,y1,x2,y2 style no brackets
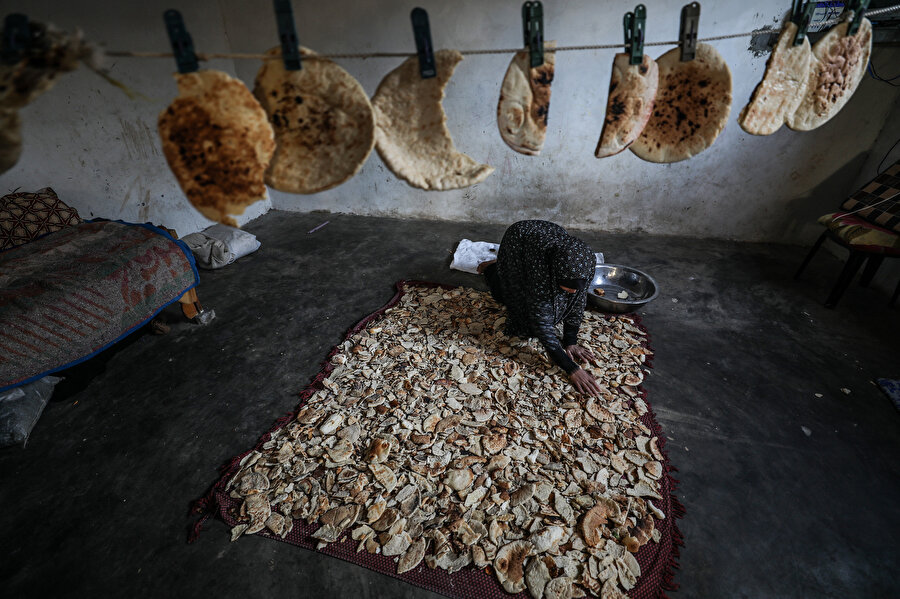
586,264,659,313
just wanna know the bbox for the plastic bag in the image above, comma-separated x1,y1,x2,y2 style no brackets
0,376,61,448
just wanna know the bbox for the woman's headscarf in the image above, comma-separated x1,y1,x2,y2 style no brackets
495,220,594,338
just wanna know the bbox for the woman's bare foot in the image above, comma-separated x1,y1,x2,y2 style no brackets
476,259,497,274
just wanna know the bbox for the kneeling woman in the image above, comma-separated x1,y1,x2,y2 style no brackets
479,220,602,396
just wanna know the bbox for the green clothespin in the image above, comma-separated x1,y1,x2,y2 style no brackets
522,1,543,68
624,5,646,65
792,2,816,46
790,0,803,24
847,0,870,36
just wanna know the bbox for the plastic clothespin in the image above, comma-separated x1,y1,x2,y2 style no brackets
792,2,816,46
790,0,803,24
522,1,544,68
679,2,700,62
1,13,30,65
624,4,646,65
847,0,870,36
273,0,301,70
163,9,199,74
410,7,435,79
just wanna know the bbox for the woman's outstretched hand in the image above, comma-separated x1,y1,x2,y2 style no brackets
565,344,599,367
568,368,602,396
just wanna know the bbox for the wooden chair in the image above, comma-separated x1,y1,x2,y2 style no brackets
795,161,900,309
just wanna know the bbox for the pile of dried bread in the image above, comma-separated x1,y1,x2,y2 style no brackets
225,285,664,599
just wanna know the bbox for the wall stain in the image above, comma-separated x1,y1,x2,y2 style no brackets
118,117,160,160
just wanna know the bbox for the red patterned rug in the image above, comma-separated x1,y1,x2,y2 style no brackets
191,281,683,598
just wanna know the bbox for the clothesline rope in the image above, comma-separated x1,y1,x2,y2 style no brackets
106,4,900,61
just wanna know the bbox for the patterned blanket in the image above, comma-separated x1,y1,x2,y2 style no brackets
0,221,198,391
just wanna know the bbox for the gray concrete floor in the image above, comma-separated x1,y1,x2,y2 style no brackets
1,210,898,598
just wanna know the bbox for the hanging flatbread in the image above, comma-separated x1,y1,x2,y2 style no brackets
630,44,732,163
786,19,872,132
372,49,493,190
158,70,275,227
739,23,812,136
595,53,659,158
497,41,556,156
0,109,22,174
254,47,375,194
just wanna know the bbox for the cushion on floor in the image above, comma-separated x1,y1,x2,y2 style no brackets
817,212,900,254
839,160,900,234
0,187,82,251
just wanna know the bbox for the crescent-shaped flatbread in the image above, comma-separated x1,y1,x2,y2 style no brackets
739,22,812,136
254,47,375,194
497,42,556,156
372,49,493,190
0,109,22,175
595,53,659,158
786,19,872,132
631,44,732,163
158,70,275,226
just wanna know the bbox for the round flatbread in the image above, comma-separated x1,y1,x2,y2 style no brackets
0,109,22,174
158,70,275,226
372,49,493,191
739,22,812,136
786,19,872,132
254,47,375,194
595,53,659,158
497,41,556,156
631,43,732,163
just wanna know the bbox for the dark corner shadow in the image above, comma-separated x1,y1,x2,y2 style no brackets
780,151,870,244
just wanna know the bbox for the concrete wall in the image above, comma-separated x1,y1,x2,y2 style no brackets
1,0,898,242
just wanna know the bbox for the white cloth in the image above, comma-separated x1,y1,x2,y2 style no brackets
450,239,500,274
181,224,261,270
450,238,604,274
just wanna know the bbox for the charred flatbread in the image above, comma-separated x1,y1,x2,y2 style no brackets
497,41,555,156
372,49,493,190
595,53,659,158
158,70,275,226
739,22,812,135
254,47,374,194
786,19,872,132
631,43,731,163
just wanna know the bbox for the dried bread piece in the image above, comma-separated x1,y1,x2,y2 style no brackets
254,47,374,194
595,53,659,158
786,19,872,132
739,22,812,135
497,42,556,156
0,109,22,174
372,49,493,190
631,43,731,163
158,70,275,226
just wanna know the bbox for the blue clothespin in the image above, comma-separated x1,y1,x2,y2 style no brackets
163,9,199,74
522,1,544,68
410,7,435,79
273,0,301,70
624,5,646,66
679,2,700,62
792,2,816,46
847,0,870,36
2,13,30,65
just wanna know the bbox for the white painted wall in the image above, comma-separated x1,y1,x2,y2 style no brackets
1,0,898,242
